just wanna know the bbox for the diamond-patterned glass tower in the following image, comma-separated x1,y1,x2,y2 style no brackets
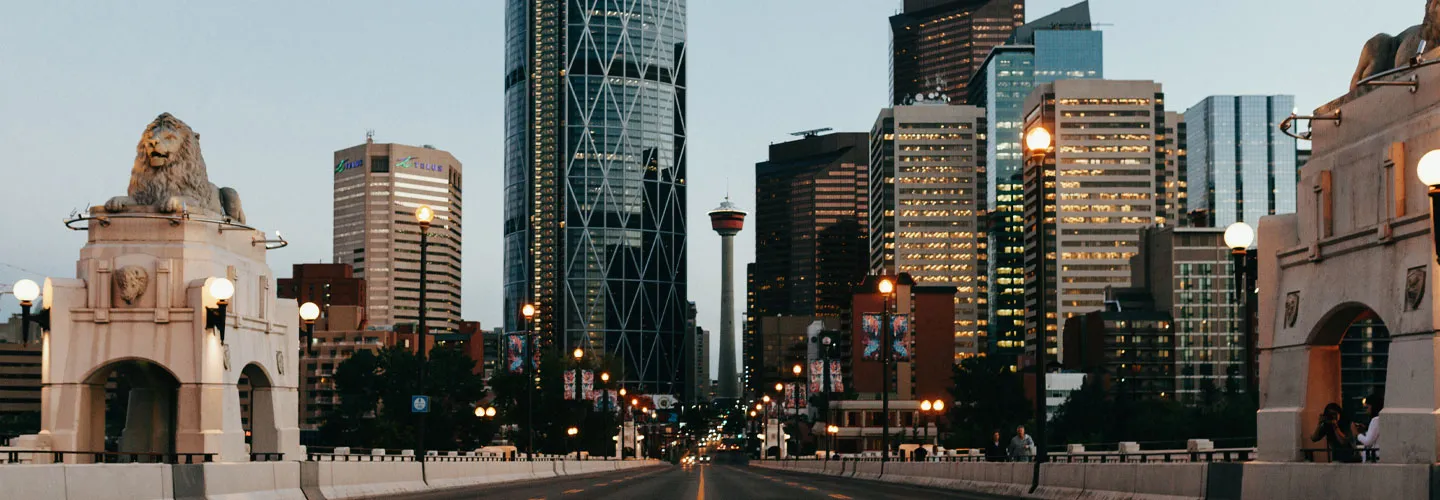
504,0,689,395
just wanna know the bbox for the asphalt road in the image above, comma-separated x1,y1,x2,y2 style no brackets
385,463,1017,500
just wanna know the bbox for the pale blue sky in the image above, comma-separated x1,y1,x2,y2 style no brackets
0,0,1421,372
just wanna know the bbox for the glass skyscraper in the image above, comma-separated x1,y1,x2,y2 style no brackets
972,1,1102,367
1184,95,1298,227
503,0,688,395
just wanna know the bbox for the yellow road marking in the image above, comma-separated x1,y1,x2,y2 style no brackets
803,486,817,491
785,481,799,486
563,489,584,494
594,482,609,486
829,495,852,499
697,465,706,500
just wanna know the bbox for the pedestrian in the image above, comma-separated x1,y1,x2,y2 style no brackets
984,430,1006,462
1354,392,1383,462
1309,402,1358,463
1008,425,1035,462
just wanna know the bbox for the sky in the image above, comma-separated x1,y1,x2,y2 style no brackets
0,0,1422,374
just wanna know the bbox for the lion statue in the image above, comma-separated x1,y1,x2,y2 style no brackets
103,113,245,223
1351,0,1440,90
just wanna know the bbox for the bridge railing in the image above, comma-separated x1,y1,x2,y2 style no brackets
3,450,215,464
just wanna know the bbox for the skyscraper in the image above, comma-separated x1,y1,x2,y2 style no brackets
750,132,870,392
503,1,688,394
971,1,1102,367
333,139,462,333
890,0,1025,105
1022,80,1178,361
869,105,988,359
1184,95,1298,227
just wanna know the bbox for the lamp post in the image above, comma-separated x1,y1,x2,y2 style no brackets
572,347,585,459
298,302,319,355
567,426,579,459
919,399,944,456
826,424,838,460
1025,125,1053,491
1224,222,1257,396
761,396,771,459
413,205,435,466
877,275,895,464
600,372,611,459
620,387,629,459
204,278,235,344
11,279,47,344
1421,151,1440,262
521,303,536,461
820,334,834,432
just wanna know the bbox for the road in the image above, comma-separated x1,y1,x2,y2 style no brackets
384,463,1017,500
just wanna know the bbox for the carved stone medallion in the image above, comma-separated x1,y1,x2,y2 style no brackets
1284,292,1300,328
276,351,286,375
115,265,148,305
1407,266,1427,311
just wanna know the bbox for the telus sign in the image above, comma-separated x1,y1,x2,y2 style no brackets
395,156,444,172
335,158,362,173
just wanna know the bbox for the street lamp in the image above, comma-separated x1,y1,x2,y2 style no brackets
567,426,580,459
826,424,839,460
1419,150,1440,251
474,406,497,418
876,274,896,464
761,395,772,460
11,279,47,343
1225,221,1257,395
919,399,945,455
1025,125,1053,491
299,302,319,355
205,277,235,343
413,204,435,467
520,303,536,461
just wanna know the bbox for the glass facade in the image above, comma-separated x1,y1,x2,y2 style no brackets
981,26,1102,368
504,0,689,395
890,0,1025,105
1184,95,1297,227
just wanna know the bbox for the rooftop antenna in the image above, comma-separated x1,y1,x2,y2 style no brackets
365,129,375,144
790,127,833,138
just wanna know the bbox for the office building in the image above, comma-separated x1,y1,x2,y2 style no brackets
1159,112,1188,226
756,316,840,396
0,317,41,433
848,274,957,401
482,327,502,381
1341,313,1389,419
890,0,1025,105
1023,80,1178,362
1062,304,1176,400
683,301,713,404
745,263,759,395
869,105,987,359
503,0,688,395
298,305,390,430
971,1,1103,367
1130,226,1245,404
1184,95,1298,227
278,263,366,318
333,138,462,333
752,132,870,318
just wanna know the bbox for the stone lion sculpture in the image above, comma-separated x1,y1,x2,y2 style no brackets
104,113,245,223
1351,0,1440,90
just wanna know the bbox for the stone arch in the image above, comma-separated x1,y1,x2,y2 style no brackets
238,363,280,458
81,358,180,461
1295,302,1390,462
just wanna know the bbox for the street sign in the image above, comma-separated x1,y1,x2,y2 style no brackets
411,395,430,413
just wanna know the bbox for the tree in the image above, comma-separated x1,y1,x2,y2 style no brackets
946,357,1032,448
318,345,489,451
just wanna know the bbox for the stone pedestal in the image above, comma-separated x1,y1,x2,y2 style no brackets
29,209,300,462
1256,52,1440,463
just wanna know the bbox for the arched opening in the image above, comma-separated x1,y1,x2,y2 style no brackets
83,359,179,461
238,363,279,458
1304,303,1390,462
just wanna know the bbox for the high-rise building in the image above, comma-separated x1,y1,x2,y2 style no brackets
753,133,871,319
1022,80,1178,362
890,0,1025,105
971,1,1102,367
1129,226,1245,404
1184,95,1298,228
848,274,957,401
333,139,462,333
503,1,688,394
869,105,988,359
0,319,41,432
1062,302,1176,400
